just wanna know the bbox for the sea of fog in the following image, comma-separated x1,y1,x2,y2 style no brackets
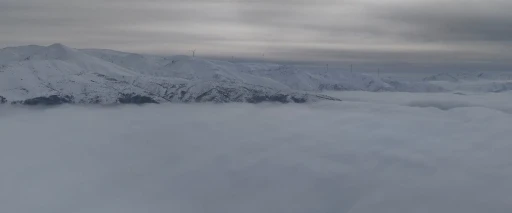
1,91,512,213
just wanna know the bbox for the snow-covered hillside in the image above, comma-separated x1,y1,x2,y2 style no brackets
421,72,512,93
83,48,445,93
0,43,454,105
0,44,341,105
423,72,512,82
239,64,445,92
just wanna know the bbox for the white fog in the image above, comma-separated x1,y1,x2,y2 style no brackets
1,91,511,213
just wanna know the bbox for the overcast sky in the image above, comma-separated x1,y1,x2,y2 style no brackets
1,0,512,70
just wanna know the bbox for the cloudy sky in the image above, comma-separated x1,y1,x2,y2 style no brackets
1,0,512,70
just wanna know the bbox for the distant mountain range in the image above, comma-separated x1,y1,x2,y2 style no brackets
0,44,447,105
423,72,512,82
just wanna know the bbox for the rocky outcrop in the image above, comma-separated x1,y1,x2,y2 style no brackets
137,82,340,104
246,94,300,104
19,95,74,106
118,94,158,104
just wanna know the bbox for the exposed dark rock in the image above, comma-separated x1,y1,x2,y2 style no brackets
94,73,118,81
22,95,73,106
319,84,349,91
4,84,340,106
247,94,291,104
79,96,102,104
290,96,308,103
190,86,311,104
189,86,339,104
118,94,158,104
312,94,342,102
194,87,241,103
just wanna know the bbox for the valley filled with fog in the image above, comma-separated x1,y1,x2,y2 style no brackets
1,89,512,213
3,0,512,211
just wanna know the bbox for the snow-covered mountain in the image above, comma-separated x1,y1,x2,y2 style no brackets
0,43,445,105
83,48,445,93
422,72,512,93
423,72,512,82
0,44,342,105
239,63,445,92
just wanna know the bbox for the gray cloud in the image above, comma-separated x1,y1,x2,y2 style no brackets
372,0,512,43
1,0,512,70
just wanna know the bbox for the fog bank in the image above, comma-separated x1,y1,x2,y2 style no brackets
1,93,512,213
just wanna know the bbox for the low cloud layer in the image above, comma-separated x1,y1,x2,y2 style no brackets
1,92,512,212
1,0,512,70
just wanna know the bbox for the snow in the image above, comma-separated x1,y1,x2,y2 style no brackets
0,44,329,104
82,46,447,93
0,45,45,64
12,44,512,105
429,80,512,93
410,71,512,93
1,92,512,213
83,47,446,93
423,71,512,82
1,44,441,104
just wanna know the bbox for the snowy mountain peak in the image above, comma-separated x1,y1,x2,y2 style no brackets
47,43,69,49
27,43,78,61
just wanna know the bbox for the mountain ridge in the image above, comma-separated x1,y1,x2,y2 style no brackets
0,44,447,105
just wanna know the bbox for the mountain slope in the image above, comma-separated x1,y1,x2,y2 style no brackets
82,49,291,90
423,72,512,93
83,49,445,93
0,44,340,105
0,43,455,105
423,71,512,82
0,45,45,65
